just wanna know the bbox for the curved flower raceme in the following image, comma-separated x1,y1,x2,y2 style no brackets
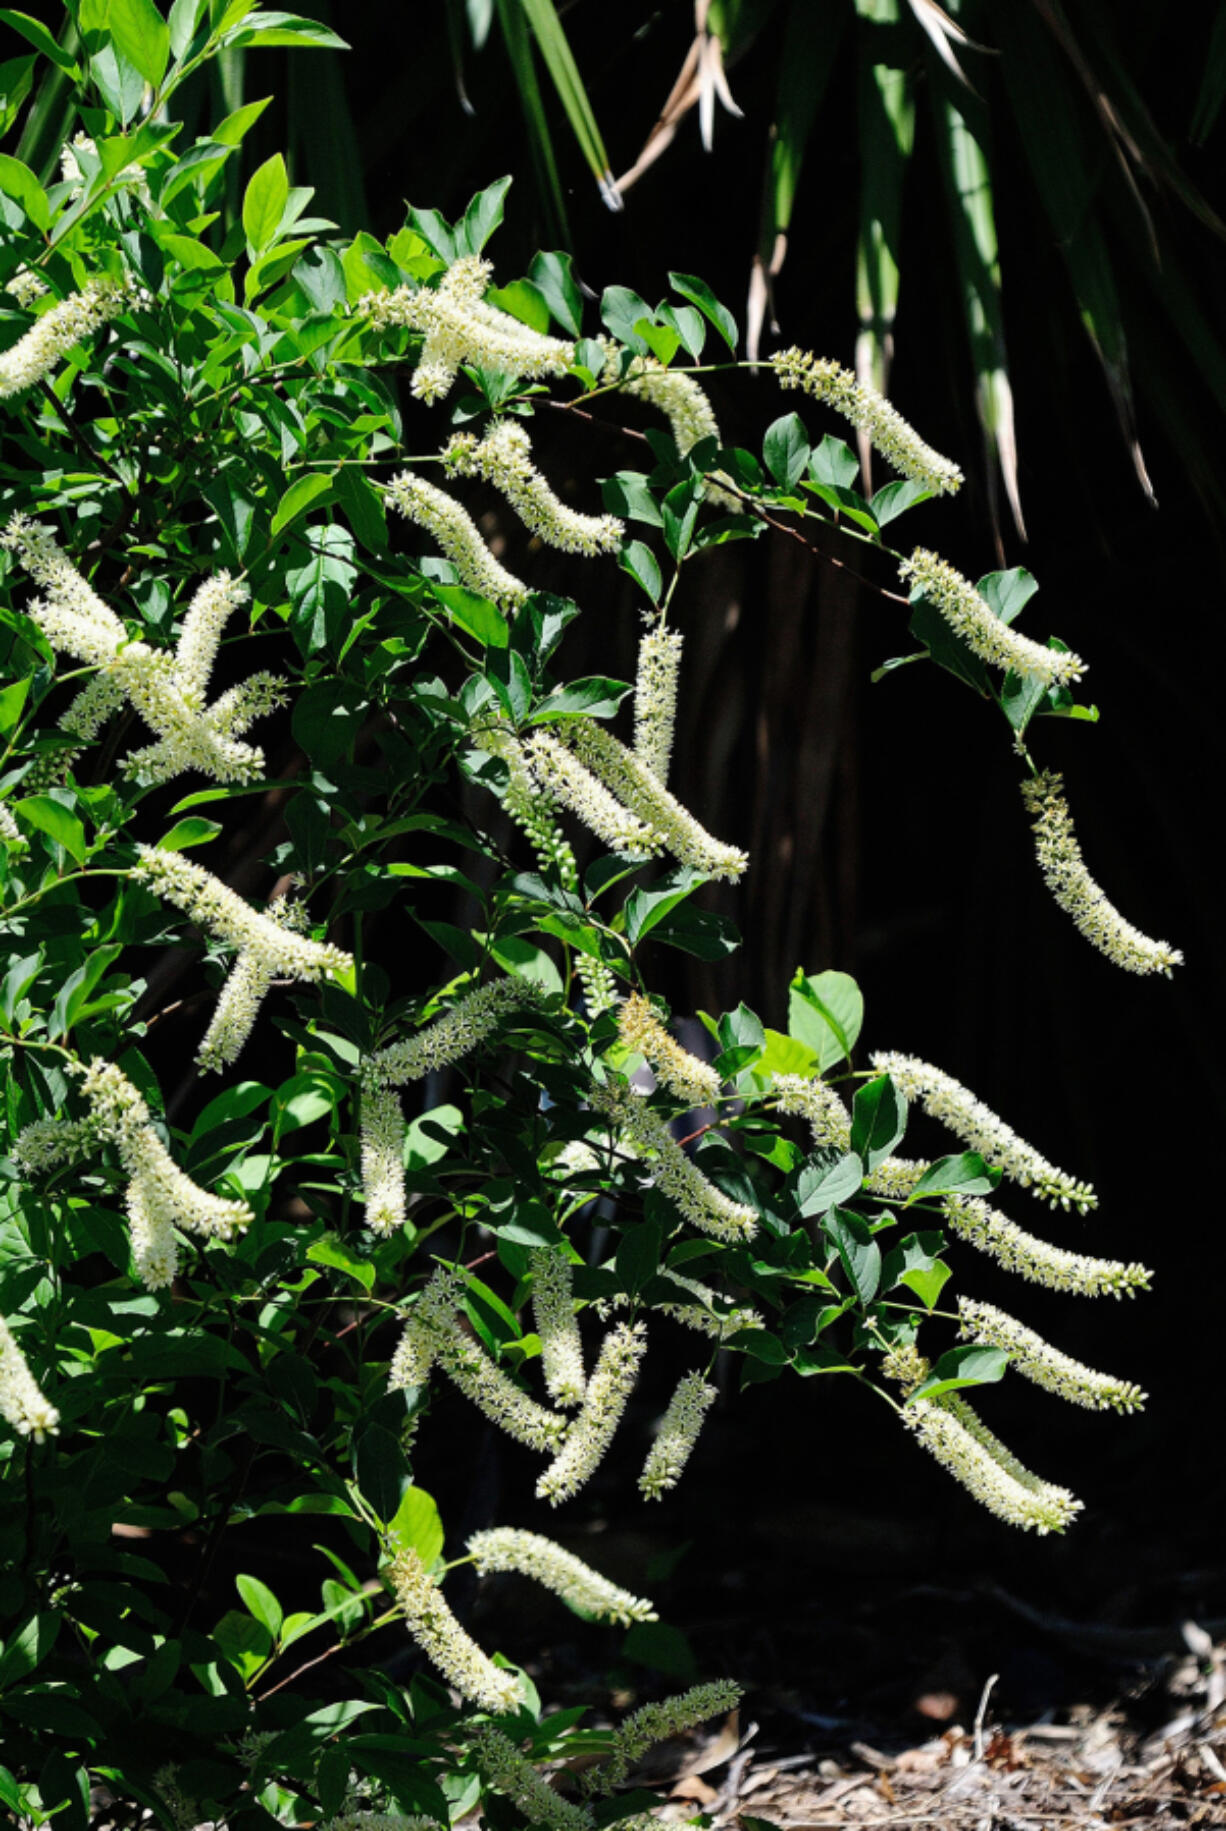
956,1298,1146,1413
523,731,667,859
1021,771,1183,977
0,1316,59,1442
0,276,135,401
133,847,351,1071
586,1681,744,1795
530,1248,586,1408
617,992,722,1108
640,1371,717,1499
467,1527,657,1625
536,1321,647,1505
943,1196,1150,1298
770,349,964,496
470,1726,593,1831
568,718,748,881
365,256,575,402
368,977,537,1087
634,626,684,784
868,1051,1096,1212
904,1390,1083,1534
471,718,581,887
1,520,283,785
79,1060,253,1288
445,421,623,554
383,471,528,608
899,548,1085,688
613,352,741,511
360,1082,408,1236
387,1545,521,1714
613,1091,757,1243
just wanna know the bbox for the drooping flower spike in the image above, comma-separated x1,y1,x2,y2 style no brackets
617,992,722,1109
467,1526,656,1625
568,718,748,881
386,1544,521,1715
957,1298,1146,1413
868,1051,1096,1211
365,256,575,402
771,348,964,496
899,548,1084,688
639,1371,717,1499
0,277,135,401
0,1316,59,1442
529,1247,586,1408
470,1726,593,1831
611,1090,757,1243
586,1680,744,1794
79,1060,253,1289
1021,771,1183,977
367,977,537,1087
536,1320,647,1505
523,731,667,859
905,1390,1083,1533
634,625,684,784
444,421,623,554
360,1081,408,1236
944,1196,1150,1298
384,471,529,607
612,350,741,511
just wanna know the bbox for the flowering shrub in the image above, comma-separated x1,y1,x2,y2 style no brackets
0,5,1181,1827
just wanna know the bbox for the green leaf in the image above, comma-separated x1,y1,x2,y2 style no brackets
307,1232,375,1292
809,435,860,488
883,1232,950,1312
459,174,512,255
109,0,170,86
788,968,863,1070
615,1218,662,1295
870,478,934,526
977,567,1038,627
0,1612,59,1690
796,1151,863,1217
645,902,739,960
850,1075,907,1171
533,677,632,721
387,1486,444,1568
428,583,508,648
518,0,614,198
908,595,991,696
624,867,704,946
236,1573,284,1640
157,816,223,852
0,10,78,73
905,1153,1001,1203
14,795,87,865
271,471,334,538
242,151,289,254
0,676,30,739
909,1345,1009,1404
224,11,348,50
763,412,810,489
0,151,48,231
668,271,737,354
823,1206,881,1306
353,1422,411,1526
618,539,661,604
529,249,582,335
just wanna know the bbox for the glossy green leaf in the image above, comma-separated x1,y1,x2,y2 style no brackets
909,1344,1009,1404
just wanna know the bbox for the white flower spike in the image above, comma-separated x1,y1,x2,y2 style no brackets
387,1545,521,1714
445,421,623,555
957,1297,1146,1413
0,1316,59,1442
771,348,964,495
366,256,575,402
384,471,529,608
467,1527,656,1625
639,1371,717,1499
899,547,1084,688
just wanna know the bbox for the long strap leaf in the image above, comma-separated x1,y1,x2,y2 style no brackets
494,0,571,244
516,0,619,210
853,0,915,485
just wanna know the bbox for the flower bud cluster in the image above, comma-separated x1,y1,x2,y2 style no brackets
569,719,748,880
473,718,579,888
468,1527,656,1625
536,1321,647,1505
770,349,964,495
1021,771,1183,977
904,1391,1082,1533
386,1544,522,1715
365,256,575,402
368,977,537,1087
0,276,135,400
944,1196,1150,1298
634,626,683,784
653,1269,760,1342
617,992,722,1109
0,802,25,849
0,1315,59,1442
384,471,529,607
529,1248,587,1407
12,1117,94,1175
868,1051,1096,1211
79,1059,253,1288
470,1726,593,1831
586,1680,743,1794
640,1371,717,1499
956,1298,1146,1413
445,421,623,554
6,267,47,308
899,548,1084,687
614,1092,757,1242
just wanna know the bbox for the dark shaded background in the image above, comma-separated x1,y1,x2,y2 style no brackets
155,1,1226,1719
